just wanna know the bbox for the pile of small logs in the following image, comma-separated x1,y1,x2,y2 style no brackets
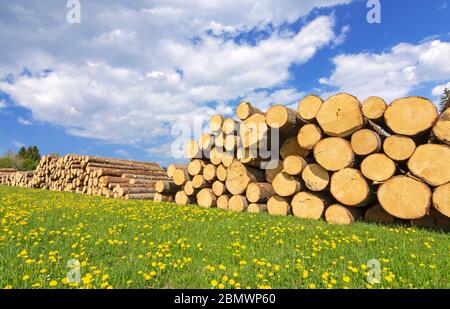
156,93,450,230
0,169,33,187
0,155,170,200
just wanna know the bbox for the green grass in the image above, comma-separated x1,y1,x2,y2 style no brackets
0,185,449,289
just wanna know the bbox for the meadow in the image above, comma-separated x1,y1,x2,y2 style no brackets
0,185,449,289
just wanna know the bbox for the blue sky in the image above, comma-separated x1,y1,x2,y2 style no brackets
0,0,449,166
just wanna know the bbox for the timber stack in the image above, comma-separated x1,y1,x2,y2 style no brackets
0,155,169,200
158,93,450,231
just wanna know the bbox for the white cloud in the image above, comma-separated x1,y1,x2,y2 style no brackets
0,14,339,145
0,99,6,109
13,141,25,148
320,40,450,102
432,81,450,96
17,117,32,125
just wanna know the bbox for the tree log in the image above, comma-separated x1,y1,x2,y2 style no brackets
313,137,354,171
266,105,304,136
197,188,217,208
330,168,371,207
272,172,302,197
282,155,307,176
236,101,263,120
175,190,193,205
378,176,431,219
153,193,174,202
432,107,450,145
212,180,227,196
246,182,274,203
316,93,365,137
325,204,364,225
203,164,217,182
155,180,180,193
217,194,231,210
350,129,382,156
384,96,438,136
301,163,329,192
364,204,395,224
297,124,322,150
362,96,387,124
280,136,309,159
216,164,228,182
209,114,223,132
291,191,328,220
360,153,396,182
248,203,267,213
188,159,206,176
192,174,209,189
185,140,201,159
229,195,248,212
226,160,265,195
407,144,450,186
173,168,191,186
383,135,416,161
297,95,323,122
239,113,268,148
265,159,283,184
267,195,291,216
432,182,450,218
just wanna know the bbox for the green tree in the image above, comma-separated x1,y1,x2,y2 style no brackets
440,88,450,113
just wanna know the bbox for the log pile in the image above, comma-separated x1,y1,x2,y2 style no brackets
158,94,450,231
0,155,169,199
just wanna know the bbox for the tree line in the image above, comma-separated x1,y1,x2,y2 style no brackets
0,146,41,171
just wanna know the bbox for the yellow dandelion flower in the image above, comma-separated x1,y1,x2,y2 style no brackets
49,280,58,287
211,280,218,287
302,270,309,279
22,274,30,281
101,274,109,281
218,283,225,289
343,276,350,283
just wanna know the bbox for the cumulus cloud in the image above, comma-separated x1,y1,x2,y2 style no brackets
320,40,450,102
13,141,25,148
17,117,32,125
0,13,339,145
0,99,6,109
432,81,450,96
243,88,305,111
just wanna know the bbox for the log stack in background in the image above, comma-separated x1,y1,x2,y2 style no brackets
0,155,170,200
158,93,450,231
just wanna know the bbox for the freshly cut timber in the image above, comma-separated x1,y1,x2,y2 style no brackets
360,153,396,182
209,148,223,165
155,180,180,193
267,195,291,216
217,194,231,210
432,182,450,218
330,168,370,207
209,114,223,132
224,135,239,152
316,93,365,137
410,209,450,231
313,137,354,171
185,140,201,159
183,181,196,196
350,129,382,156
383,135,416,161
325,204,364,225
362,96,387,123
226,160,265,195
222,118,238,135
297,95,323,122
291,191,327,220
407,144,450,186
246,182,274,203
239,113,268,148
221,152,235,168
264,159,284,183
384,97,438,136
364,204,395,224
197,188,217,208
266,105,303,136
248,203,267,213
214,132,225,149
173,168,191,186
175,190,193,205
192,175,208,189
282,155,307,176
280,137,309,159
188,159,206,176
203,164,217,181
297,124,322,150
199,133,214,151
153,193,174,202
124,193,155,200
236,101,263,120
229,195,248,212
216,164,228,182
212,180,227,196
272,172,301,197
432,108,450,145
301,163,329,192
378,176,431,219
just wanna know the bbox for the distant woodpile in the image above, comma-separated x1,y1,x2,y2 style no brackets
156,94,449,230
0,155,169,199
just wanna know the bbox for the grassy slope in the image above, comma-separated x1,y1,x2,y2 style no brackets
0,185,449,289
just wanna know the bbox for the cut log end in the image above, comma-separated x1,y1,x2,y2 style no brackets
267,195,291,216
432,182,450,218
350,129,381,156
291,192,326,220
301,163,329,192
407,144,450,186
362,96,387,121
330,168,370,207
325,204,363,225
383,135,416,161
313,137,354,171
360,153,396,182
229,195,248,212
298,95,323,121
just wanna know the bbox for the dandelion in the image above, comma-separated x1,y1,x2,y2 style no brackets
343,276,350,283
22,274,30,281
49,280,58,287
211,280,218,287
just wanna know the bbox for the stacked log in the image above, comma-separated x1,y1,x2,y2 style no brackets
0,155,169,200
157,93,449,231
